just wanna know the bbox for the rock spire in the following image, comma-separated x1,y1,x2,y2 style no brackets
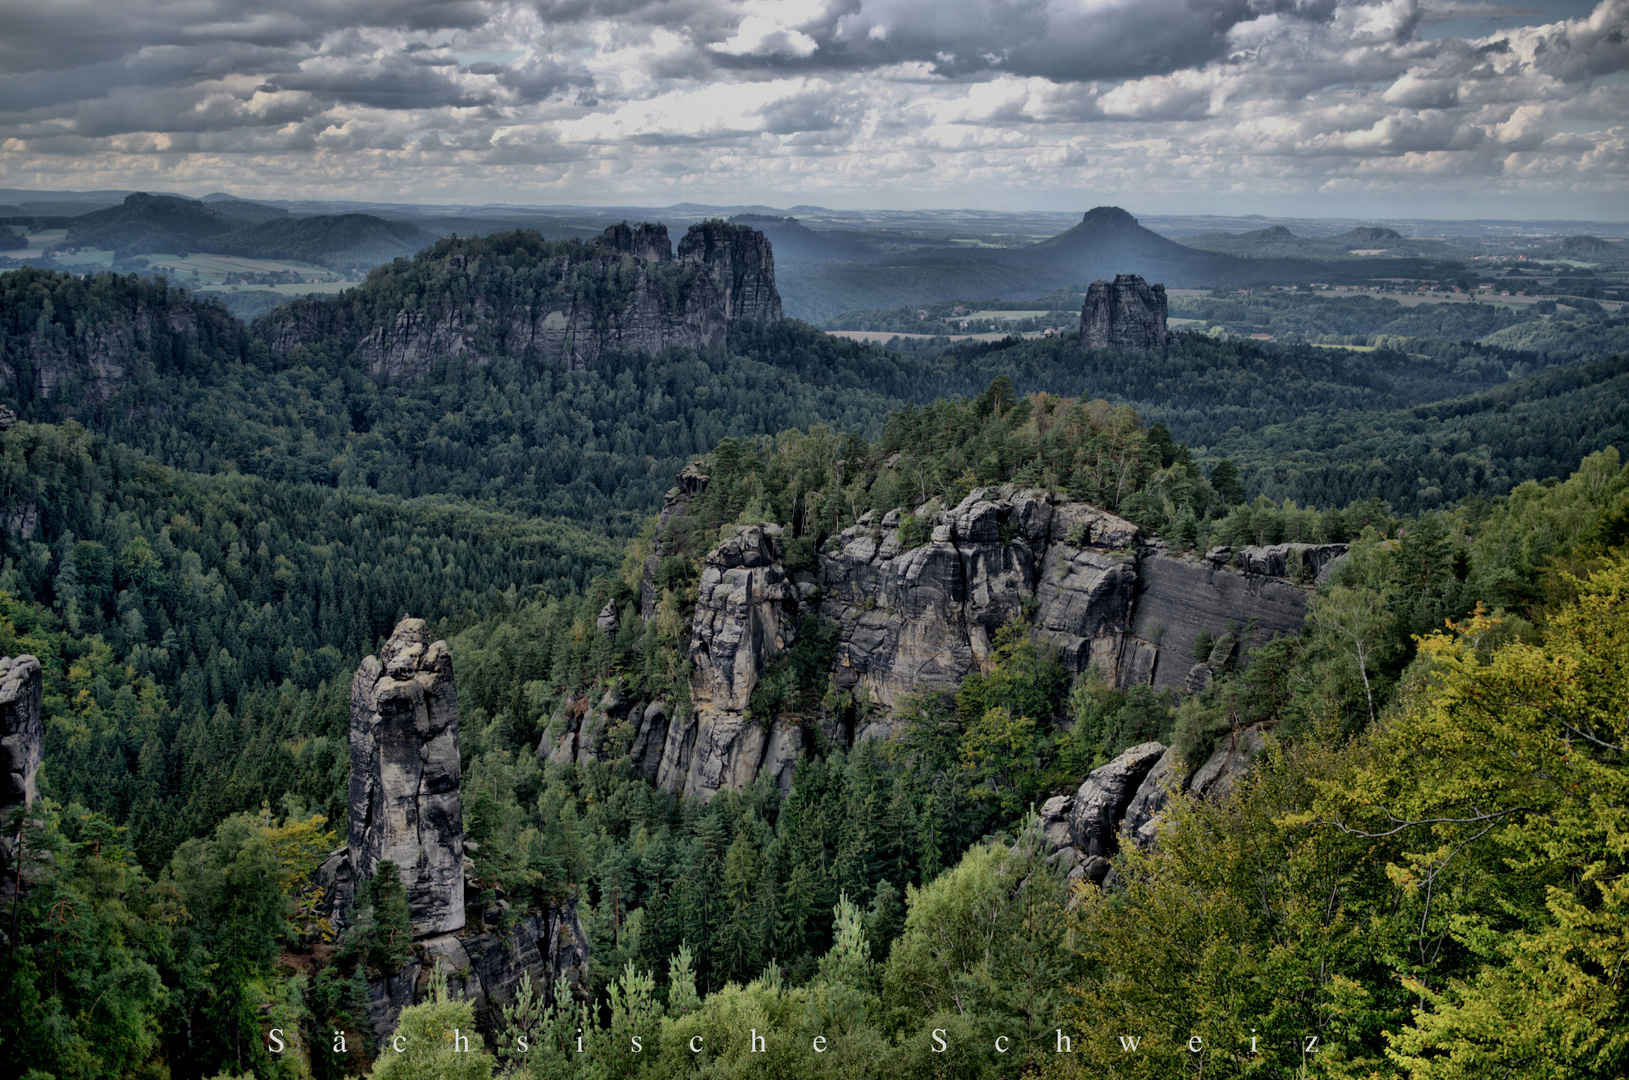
0,654,43,840
1080,273,1173,350
348,618,465,936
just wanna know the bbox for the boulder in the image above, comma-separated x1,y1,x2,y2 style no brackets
1191,724,1270,805
348,618,465,937
1122,745,1182,849
1067,741,1167,859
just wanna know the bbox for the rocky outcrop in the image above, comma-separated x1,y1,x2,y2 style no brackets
594,222,672,263
1190,723,1269,805
1029,727,1273,893
619,472,1338,803
261,222,783,379
317,619,592,1045
640,462,709,622
366,898,590,1045
1121,745,1182,849
348,618,465,937
4,288,243,402
1066,741,1168,861
818,488,1136,725
1080,274,1172,351
1127,544,1318,696
0,655,43,849
678,523,800,800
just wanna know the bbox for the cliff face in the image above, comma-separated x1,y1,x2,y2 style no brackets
677,220,783,324
599,470,1344,803
1,279,243,403
259,220,783,380
1080,273,1172,350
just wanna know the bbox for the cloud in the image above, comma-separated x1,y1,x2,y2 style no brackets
0,0,1622,214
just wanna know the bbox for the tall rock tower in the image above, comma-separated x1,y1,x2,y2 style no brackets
1080,274,1173,350
678,220,784,325
0,654,43,857
348,618,465,936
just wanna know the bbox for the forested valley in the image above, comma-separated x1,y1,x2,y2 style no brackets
0,254,1626,1080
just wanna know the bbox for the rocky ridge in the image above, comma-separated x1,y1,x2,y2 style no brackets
261,220,782,379
3,286,242,403
552,469,1344,806
1080,273,1173,350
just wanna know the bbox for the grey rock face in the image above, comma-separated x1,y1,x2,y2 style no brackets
1128,546,1315,695
594,222,672,262
1191,723,1269,805
5,291,240,403
820,487,1140,718
349,618,465,936
677,220,784,325
1067,741,1167,859
366,897,590,1044
680,523,800,800
1080,274,1173,351
1122,745,1182,849
0,655,43,841
636,469,1337,804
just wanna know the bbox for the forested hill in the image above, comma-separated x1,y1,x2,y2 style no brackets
3,242,1629,1080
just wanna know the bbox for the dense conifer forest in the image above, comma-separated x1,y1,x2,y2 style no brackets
0,264,1626,1080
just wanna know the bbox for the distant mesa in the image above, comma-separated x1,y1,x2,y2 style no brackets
1080,273,1172,351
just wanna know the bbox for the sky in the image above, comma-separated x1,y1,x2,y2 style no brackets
0,0,1625,219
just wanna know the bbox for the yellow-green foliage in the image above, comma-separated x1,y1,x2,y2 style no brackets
1055,551,1629,1079
370,981,494,1080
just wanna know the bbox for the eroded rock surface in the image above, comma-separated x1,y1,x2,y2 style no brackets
622,472,1338,803
680,523,800,800
1080,274,1172,351
349,618,465,936
366,898,590,1044
0,655,43,855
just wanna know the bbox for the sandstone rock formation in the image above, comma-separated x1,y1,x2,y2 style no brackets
3,289,241,403
369,898,590,1044
317,618,593,1043
1029,725,1274,894
0,654,43,843
640,462,709,622
677,220,783,325
613,473,1337,804
1080,273,1173,351
262,221,783,379
348,618,465,936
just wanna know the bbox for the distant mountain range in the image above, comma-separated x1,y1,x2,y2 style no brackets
772,206,1473,320
2,192,435,271
1184,223,1471,259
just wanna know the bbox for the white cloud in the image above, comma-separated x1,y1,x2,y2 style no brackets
0,0,1622,214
